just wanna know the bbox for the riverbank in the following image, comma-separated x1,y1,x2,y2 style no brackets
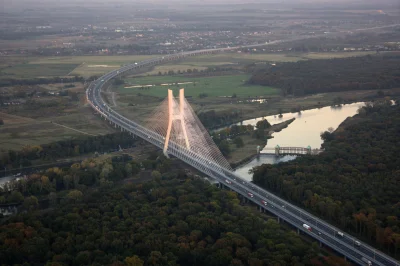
205,89,400,131
228,118,296,167
267,118,296,136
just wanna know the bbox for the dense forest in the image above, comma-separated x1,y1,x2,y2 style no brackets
0,166,347,265
197,110,242,129
253,100,400,258
0,132,136,169
248,53,400,95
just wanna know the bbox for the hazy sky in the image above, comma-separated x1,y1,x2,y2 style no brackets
3,0,399,11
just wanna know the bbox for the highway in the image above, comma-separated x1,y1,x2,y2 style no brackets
86,43,400,266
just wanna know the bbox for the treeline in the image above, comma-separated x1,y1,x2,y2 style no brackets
0,150,173,203
0,169,347,265
197,110,242,129
0,132,136,169
212,121,272,156
0,76,84,87
157,66,240,77
248,53,400,96
253,100,400,257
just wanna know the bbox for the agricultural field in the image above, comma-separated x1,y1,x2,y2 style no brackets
1,63,79,79
125,51,378,78
0,107,115,151
0,51,376,80
119,74,279,98
176,51,377,64
0,55,154,79
0,83,114,151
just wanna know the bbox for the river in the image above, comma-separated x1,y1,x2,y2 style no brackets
234,102,365,181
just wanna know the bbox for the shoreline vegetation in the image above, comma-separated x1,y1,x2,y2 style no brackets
253,100,400,258
228,118,296,168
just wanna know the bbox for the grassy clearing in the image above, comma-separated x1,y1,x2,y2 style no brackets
0,108,115,151
227,135,265,165
119,74,279,98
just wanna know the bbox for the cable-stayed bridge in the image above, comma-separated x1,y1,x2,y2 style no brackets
86,48,400,266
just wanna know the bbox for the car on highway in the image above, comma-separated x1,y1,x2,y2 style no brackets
247,192,254,198
303,224,312,231
361,257,372,266
261,200,267,206
225,179,232,184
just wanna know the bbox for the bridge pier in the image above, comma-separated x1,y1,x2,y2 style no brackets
277,217,280,223
297,228,300,234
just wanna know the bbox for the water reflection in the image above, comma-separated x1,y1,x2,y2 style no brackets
234,102,365,181
239,102,365,149
235,155,297,181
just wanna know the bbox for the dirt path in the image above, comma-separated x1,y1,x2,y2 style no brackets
49,121,97,136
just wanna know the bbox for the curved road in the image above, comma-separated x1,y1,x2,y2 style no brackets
86,42,400,266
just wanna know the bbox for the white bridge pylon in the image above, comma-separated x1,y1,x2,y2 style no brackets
146,88,232,171
164,89,190,156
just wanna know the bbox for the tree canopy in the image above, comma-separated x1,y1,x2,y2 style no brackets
0,171,346,265
248,53,400,96
253,101,400,258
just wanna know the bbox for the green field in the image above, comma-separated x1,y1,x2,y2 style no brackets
119,74,279,98
0,55,155,79
0,52,379,79
177,51,378,64
1,63,79,79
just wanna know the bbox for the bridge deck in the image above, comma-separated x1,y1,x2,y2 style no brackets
261,147,324,155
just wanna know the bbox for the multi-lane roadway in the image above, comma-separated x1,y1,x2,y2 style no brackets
86,43,400,266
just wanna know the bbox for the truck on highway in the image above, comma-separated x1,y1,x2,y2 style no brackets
302,224,312,231
361,257,372,265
